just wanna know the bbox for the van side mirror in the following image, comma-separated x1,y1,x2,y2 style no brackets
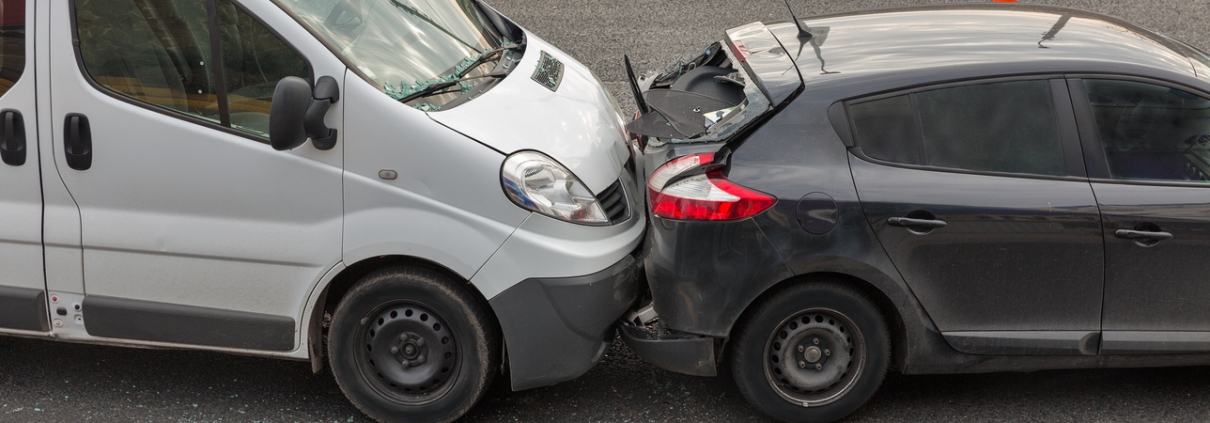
269,76,340,151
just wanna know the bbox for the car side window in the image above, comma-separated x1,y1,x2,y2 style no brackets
1084,79,1210,183
73,0,308,139
849,80,1066,177
0,0,25,99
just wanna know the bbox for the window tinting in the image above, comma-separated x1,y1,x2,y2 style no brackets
74,0,309,138
916,81,1065,176
0,0,24,98
1084,79,1210,183
850,95,922,165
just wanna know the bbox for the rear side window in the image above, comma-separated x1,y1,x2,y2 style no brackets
73,0,309,138
0,0,25,98
850,95,921,165
849,80,1066,177
1084,79,1210,183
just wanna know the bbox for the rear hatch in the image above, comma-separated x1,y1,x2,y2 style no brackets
626,21,803,163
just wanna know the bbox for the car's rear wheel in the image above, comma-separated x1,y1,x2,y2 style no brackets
328,266,499,423
730,281,889,423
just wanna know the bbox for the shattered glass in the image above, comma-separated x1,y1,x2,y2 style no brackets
646,46,772,148
276,0,506,99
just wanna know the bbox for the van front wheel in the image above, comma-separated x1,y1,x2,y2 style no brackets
328,266,499,423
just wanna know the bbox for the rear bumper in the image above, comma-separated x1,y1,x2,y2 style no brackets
618,322,718,376
489,253,641,391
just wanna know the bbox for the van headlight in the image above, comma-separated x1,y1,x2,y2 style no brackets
501,151,609,225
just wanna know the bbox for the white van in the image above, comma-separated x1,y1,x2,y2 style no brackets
0,1,644,422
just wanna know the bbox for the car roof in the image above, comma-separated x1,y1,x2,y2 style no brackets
764,4,1203,97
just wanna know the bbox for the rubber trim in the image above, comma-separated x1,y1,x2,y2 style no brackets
83,296,295,351
0,286,48,332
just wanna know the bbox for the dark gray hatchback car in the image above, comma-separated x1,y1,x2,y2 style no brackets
619,3,1210,422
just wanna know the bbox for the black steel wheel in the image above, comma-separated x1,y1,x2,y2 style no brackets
730,281,890,423
329,266,499,423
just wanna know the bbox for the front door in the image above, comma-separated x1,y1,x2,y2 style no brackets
0,0,45,333
47,0,345,351
1072,77,1210,353
848,78,1105,355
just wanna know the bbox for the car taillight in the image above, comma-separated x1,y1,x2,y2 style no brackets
647,153,775,221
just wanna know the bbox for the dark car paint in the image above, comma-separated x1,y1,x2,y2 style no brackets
634,4,1210,377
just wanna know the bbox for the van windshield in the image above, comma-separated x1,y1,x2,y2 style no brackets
276,0,507,91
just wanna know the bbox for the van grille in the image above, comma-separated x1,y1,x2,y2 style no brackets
598,180,630,225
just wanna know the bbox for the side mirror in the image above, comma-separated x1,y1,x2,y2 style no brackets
269,76,341,151
269,76,312,151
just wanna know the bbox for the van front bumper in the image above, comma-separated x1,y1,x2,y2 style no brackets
488,253,641,390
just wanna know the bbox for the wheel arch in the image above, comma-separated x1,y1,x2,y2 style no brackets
306,255,500,374
732,272,910,373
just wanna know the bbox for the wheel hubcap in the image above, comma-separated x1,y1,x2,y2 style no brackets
764,308,865,407
358,302,458,404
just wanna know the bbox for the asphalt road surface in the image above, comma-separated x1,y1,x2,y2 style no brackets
3,1,1210,422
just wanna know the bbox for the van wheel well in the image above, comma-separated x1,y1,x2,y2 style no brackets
737,273,907,373
308,256,499,374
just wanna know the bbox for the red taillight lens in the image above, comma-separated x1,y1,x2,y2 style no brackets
647,153,775,221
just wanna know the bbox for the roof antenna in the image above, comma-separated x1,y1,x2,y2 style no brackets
784,0,813,40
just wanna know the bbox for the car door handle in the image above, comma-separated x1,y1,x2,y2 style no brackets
887,217,948,229
63,113,92,171
0,109,26,166
1114,229,1173,241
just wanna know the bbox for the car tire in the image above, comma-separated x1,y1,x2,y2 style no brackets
730,280,890,423
328,266,499,423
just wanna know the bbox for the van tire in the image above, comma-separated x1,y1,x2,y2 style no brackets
729,280,890,423
328,266,498,423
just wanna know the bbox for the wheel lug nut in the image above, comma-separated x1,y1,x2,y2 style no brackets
813,337,819,345
815,363,822,370
798,361,806,369
400,334,409,341
414,356,426,365
824,349,830,356
415,338,426,347
390,346,399,354
400,358,410,367
797,345,804,353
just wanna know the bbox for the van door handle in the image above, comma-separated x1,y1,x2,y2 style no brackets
1114,229,1173,241
887,217,948,229
0,109,26,166
63,113,92,171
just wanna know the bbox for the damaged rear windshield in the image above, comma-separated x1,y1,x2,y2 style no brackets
276,0,504,90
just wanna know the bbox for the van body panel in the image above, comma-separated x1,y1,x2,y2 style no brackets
340,72,527,280
426,31,629,194
0,0,45,334
44,0,349,346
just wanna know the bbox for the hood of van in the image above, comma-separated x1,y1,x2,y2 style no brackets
426,32,630,193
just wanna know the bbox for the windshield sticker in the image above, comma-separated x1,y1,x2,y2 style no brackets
532,51,564,92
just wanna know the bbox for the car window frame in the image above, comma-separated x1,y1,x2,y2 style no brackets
843,74,1088,182
1068,74,1210,188
67,0,315,145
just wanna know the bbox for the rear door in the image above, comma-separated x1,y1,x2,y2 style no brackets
46,0,345,351
1070,77,1210,353
848,78,1105,355
0,0,46,333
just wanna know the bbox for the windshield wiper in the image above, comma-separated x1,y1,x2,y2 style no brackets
392,43,524,103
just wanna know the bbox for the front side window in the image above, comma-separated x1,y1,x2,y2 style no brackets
849,80,1066,177
0,0,25,98
1084,79,1210,183
74,0,309,138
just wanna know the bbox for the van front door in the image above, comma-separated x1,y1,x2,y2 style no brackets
46,0,345,351
0,0,46,334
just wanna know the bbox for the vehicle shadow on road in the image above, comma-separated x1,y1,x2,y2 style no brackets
5,335,1210,422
